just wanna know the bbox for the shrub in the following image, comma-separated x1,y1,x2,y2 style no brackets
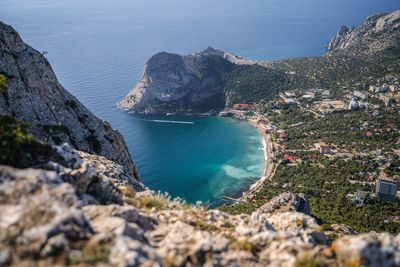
139,194,169,210
82,243,110,263
104,121,111,130
0,74,8,93
65,99,78,110
0,115,55,168
294,255,324,267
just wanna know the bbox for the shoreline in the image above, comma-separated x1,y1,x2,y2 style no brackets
240,119,276,201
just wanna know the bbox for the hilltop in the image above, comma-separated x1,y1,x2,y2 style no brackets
120,10,400,115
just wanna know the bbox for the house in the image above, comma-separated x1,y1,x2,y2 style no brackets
354,91,369,100
352,190,368,207
284,154,296,163
279,133,287,139
376,177,398,202
349,99,359,110
284,91,295,98
366,131,373,136
322,90,330,96
378,94,393,105
233,104,249,110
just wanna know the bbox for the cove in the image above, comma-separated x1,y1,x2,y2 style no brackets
120,114,265,207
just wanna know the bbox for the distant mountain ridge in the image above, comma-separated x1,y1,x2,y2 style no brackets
326,10,400,51
120,9,400,114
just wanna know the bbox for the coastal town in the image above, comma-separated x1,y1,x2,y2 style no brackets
220,75,400,234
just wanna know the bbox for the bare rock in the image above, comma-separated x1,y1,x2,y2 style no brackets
334,233,400,266
0,165,93,260
0,21,139,180
255,192,311,215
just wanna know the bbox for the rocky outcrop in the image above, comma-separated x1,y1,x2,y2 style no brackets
326,10,400,51
255,192,311,215
118,47,240,114
2,163,400,266
0,21,139,180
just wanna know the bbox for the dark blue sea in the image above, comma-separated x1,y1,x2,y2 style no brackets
1,0,398,206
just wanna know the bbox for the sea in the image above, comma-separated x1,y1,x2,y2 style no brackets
1,0,398,207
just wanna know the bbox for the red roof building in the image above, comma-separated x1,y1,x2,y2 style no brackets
284,154,296,163
366,131,373,136
233,104,249,110
279,133,287,139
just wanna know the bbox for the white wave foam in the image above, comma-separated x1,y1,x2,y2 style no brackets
134,118,195,124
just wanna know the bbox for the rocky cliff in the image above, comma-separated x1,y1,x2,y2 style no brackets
0,22,140,180
120,10,400,114
326,10,400,51
118,47,241,114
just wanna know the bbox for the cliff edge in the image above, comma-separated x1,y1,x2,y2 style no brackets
0,21,140,180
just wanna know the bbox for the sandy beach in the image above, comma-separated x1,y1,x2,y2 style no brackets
240,119,276,201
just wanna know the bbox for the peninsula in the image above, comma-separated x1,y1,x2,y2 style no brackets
1,9,400,267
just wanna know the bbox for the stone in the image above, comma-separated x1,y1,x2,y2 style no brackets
255,192,311,215
334,233,400,266
0,21,140,180
0,166,93,259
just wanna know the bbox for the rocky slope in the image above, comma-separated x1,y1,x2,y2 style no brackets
326,10,400,51
1,149,400,266
118,47,241,114
0,21,140,180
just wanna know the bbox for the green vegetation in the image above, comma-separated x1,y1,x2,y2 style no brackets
224,64,288,105
220,102,400,234
0,115,55,168
294,255,324,267
224,235,255,252
138,194,169,210
0,74,8,93
104,121,111,130
220,152,400,234
65,99,78,110
269,107,400,152
82,243,110,263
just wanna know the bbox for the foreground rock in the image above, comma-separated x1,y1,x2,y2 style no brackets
1,156,400,266
0,21,139,180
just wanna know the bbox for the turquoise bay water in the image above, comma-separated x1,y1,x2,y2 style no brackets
122,115,264,206
1,0,398,205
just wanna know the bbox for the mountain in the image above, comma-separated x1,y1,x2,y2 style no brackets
1,15,400,267
118,47,238,114
326,10,400,52
120,10,400,114
0,22,140,180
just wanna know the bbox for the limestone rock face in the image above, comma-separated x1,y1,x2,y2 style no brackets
1,164,400,266
118,47,239,114
326,10,400,51
0,21,139,180
255,192,311,215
